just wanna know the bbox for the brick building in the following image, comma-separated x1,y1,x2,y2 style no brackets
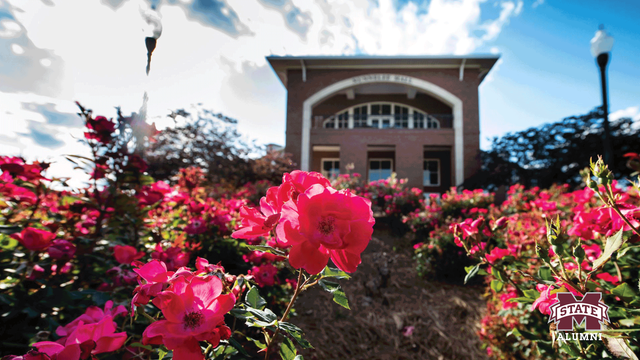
266,55,499,193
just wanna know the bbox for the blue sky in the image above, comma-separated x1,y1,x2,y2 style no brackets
0,0,638,186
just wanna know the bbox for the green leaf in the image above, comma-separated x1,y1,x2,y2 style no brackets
538,266,554,281
592,229,624,270
128,343,154,351
279,322,314,349
490,279,504,293
612,283,637,303
245,336,266,350
516,328,538,340
246,307,277,324
158,347,168,360
524,289,539,299
245,286,267,310
508,297,534,304
279,337,297,360
0,225,22,235
139,174,156,186
0,234,18,249
246,245,287,257
318,279,350,309
228,338,249,356
559,342,581,357
603,335,639,360
619,245,640,258
229,309,254,319
321,266,351,280
464,264,480,285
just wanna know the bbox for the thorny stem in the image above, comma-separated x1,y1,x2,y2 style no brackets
140,310,156,323
577,258,585,293
264,269,304,360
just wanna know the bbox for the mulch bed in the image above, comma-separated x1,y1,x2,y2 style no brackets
291,227,488,360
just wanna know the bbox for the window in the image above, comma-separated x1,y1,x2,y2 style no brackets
414,111,425,129
394,105,409,128
321,159,340,179
337,111,348,129
323,119,334,128
369,159,392,182
423,159,440,186
426,115,440,129
353,106,367,128
413,111,440,129
323,102,445,130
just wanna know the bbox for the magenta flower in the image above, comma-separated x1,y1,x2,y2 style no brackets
530,284,557,315
277,184,374,275
33,316,126,360
142,277,235,360
11,227,56,251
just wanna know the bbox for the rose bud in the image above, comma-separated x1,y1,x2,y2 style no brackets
47,239,76,261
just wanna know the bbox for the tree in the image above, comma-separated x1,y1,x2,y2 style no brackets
463,107,638,190
145,106,295,187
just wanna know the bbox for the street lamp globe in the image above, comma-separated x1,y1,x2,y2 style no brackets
590,26,614,169
590,27,614,57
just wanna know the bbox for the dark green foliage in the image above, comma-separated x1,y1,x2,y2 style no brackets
464,107,639,190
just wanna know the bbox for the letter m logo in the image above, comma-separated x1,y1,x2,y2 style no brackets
549,292,610,331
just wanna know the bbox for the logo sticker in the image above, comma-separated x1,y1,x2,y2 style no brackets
548,292,610,331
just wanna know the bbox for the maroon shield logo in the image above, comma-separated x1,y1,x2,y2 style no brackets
548,292,609,331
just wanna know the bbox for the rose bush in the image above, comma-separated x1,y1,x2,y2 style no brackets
0,103,375,360
413,158,640,359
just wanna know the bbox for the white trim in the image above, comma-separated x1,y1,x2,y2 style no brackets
296,64,482,70
459,58,466,81
320,158,340,179
423,158,441,187
313,145,340,152
368,158,394,182
346,88,355,100
302,73,464,185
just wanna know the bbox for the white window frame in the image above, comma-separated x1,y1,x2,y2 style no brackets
322,102,442,130
368,158,394,182
423,158,441,186
321,158,340,179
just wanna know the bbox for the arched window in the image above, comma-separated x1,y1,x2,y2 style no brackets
322,102,440,130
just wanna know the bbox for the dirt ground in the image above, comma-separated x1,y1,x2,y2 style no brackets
292,226,488,360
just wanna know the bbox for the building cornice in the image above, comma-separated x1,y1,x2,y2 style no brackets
266,55,500,88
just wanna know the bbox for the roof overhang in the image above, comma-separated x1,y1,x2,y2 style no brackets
266,55,500,89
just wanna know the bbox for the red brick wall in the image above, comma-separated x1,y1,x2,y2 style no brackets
284,67,481,189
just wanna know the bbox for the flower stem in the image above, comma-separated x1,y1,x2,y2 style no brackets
264,269,304,360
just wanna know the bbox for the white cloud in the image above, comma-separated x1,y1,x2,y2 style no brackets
610,106,640,122
532,0,545,9
1,0,525,185
10,43,23,54
0,18,21,38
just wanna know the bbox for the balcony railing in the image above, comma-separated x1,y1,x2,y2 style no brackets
312,114,453,130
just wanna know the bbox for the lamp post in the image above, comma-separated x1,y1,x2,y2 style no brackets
590,25,614,167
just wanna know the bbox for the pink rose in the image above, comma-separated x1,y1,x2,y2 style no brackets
11,227,56,251
276,184,374,275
